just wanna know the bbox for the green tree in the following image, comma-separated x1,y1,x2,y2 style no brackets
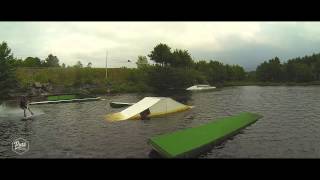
87,62,92,68
284,60,296,81
74,61,83,68
313,60,320,80
256,57,283,82
44,54,60,67
208,61,227,83
194,60,209,73
171,49,193,68
0,42,16,99
11,58,24,67
285,62,313,82
148,43,172,66
246,71,257,81
136,56,149,69
294,63,313,82
23,57,42,67
194,60,231,84
233,65,246,81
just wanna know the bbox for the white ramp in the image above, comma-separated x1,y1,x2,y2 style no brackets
105,97,192,122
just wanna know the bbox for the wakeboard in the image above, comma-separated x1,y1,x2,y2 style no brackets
21,115,33,120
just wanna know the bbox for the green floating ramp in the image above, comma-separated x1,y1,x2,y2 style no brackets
148,112,263,158
47,95,76,101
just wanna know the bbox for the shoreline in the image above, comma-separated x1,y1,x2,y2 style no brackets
3,81,320,101
222,81,320,87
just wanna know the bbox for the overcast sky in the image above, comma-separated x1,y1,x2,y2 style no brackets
1,22,320,70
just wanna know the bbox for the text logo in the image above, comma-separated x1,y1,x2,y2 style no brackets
12,138,29,155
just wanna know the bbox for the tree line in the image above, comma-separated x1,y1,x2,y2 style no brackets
0,41,93,99
4,47,92,69
132,43,247,91
2,40,320,99
255,54,320,82
13,55,93,69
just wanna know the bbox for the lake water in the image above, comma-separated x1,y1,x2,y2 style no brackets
1,86,320,158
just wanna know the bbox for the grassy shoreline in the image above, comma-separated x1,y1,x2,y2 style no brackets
16,81,320,97
7,67,320,100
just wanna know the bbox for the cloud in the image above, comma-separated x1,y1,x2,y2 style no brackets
189,22,320,70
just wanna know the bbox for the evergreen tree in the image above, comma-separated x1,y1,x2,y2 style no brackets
0,42,16,99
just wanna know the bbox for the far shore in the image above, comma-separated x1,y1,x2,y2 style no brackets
222,81,320,87
3,81,320,102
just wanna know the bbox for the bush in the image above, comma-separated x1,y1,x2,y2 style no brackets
146,65,205,91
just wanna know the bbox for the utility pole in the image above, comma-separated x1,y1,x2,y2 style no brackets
106,50,108,79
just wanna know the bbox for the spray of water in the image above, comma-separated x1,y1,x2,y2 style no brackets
0,103,44,118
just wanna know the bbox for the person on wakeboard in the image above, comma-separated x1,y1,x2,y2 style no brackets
19,95,34,118
140,108,150,120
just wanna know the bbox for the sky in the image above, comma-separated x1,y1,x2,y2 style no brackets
1,22,320,70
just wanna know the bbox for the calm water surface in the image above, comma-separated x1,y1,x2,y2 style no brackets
1,86,320,158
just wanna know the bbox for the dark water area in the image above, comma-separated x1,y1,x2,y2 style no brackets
1,86,320,158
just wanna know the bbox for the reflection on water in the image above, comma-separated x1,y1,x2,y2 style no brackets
1,86,320,158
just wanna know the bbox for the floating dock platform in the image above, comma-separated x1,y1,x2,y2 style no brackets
29,97,101,105
47,95,77,101
148,112,263,158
